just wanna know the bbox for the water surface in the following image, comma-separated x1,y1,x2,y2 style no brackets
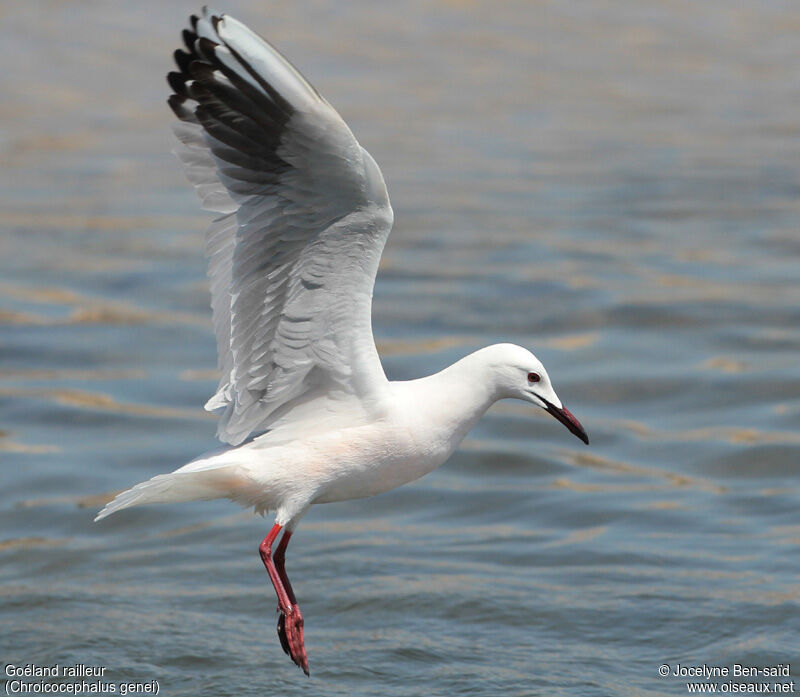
1,1,799,695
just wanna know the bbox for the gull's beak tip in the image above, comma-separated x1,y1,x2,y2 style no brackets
543,401,589,445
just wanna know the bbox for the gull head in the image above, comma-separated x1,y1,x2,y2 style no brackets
483,343,589,445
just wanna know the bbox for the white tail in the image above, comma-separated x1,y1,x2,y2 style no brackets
94,458,253,521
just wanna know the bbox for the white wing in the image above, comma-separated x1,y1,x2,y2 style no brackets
169,8,394,445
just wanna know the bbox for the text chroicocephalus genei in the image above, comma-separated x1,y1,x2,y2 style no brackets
95,7,589,675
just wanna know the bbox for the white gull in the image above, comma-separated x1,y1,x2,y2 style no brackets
95,7,589,675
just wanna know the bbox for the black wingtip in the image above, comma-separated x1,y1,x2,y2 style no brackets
167,94,194,121
174,48,192,73
166,94,182,117
167,71,187,96
182,28,197,52
188,60,214,83
196,36,219,61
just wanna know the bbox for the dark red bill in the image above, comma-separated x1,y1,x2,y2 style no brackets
542,399,589,445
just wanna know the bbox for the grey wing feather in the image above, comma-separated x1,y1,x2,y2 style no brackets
169,8,393,445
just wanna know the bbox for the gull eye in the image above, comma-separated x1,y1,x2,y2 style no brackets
527,372,541,384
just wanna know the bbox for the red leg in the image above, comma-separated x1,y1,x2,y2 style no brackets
274,530,297,605
259,524,308,675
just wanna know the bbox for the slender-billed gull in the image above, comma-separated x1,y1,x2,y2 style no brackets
95,7,589,674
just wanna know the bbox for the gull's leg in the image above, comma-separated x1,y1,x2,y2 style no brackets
274,530,297,604
273,530,305,664
259,524,309,675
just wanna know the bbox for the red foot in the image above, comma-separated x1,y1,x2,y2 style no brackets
277,603,308,675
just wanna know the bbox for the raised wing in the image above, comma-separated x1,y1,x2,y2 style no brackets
169,8,394,445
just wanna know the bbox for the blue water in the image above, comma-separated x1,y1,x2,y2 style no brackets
1,1,799,695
